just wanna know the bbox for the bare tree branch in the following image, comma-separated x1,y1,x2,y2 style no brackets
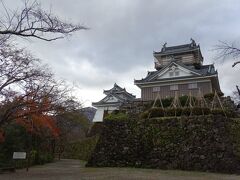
232,61,240,67
0,0,88,42
214,41,240,67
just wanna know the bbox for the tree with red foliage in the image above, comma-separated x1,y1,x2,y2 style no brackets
15,96,60,138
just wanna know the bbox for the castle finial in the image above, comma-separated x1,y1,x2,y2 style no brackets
162,42,167,51
163,42,167,48
190,38,196,46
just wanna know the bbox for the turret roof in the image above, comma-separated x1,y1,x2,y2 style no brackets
153,39,202,58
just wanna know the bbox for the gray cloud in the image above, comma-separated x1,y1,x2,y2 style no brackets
2,0,240,105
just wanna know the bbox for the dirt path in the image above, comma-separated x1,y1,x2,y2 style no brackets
0,159,240,180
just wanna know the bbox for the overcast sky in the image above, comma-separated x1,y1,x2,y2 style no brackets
3,0,240,106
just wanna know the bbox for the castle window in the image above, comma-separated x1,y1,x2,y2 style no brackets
153,87,160,92
170,84,178,91
175,71,179,76
188,83,197,89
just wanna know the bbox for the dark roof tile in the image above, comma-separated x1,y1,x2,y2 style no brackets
135,61,217,84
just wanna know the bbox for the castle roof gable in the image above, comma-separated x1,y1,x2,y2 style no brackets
92,83,135,107
135,61,217,84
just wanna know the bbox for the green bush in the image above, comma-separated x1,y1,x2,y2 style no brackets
149,96,200,108
225,110,237,118
211,109,236,118
141,107,215,118
149,98,173,108
201,107,211,115
161,98,174,107
140,108,164,119
33,151,54,165
105,112,128,121
182,107,191,116
165,108,182,117
204,92,224,101
141,104,234,118
211,109,226,116
140,111,149,119
111,110,126,114
149,107,164,118
204,93,215,101
192,107,205,115
179,96,188,106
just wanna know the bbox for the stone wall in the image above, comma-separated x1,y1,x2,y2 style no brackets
86,115,240,174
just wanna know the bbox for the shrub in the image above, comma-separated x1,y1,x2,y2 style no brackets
141,108,165,119
33,152,54,165
179,96,188,106
181,107,211,116
211,109,226,116
204,93,214,101
225,110,237,118
140,111,150,119
182,107,191,116
142,107,214,118
162,98,173,107
201,107,211,115
111,110,127,114
179,95,197,106
105,113,128,121
175,108,183,116
204,92,224,101
164,108,182,117
192,107,205,115
112,110,120,114
164,108,174,117
149,107,164,118
150,98,173,108
211,109,236,117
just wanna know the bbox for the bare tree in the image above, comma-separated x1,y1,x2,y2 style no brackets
0,0,87,42
215,41,240,102
214,41,240,67
0,44,50,96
